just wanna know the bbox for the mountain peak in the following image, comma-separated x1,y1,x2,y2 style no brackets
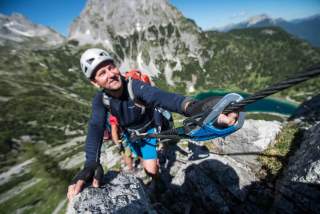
0,12,65,48
68,0,206,83
10,12,28,20
247,14,272,26
69,0,186,40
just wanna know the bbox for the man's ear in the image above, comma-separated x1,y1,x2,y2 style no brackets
90,80,101,88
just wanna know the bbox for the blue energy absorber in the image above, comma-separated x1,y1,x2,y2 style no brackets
187,93,245,141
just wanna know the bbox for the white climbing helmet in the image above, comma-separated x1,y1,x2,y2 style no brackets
80,48,114,79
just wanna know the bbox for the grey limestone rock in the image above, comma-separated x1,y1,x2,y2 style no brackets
67,172,155,214
272,123,320,213
290,93,320,125
157,120,282,213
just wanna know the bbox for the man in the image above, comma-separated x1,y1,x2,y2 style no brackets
67,48,238,201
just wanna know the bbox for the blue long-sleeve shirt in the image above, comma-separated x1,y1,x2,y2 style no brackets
85,79,188,165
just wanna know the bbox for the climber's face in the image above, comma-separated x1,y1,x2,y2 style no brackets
90,61,122,91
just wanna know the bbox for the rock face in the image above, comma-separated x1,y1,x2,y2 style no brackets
290,94,320,124
272,123,320,213
155,120,282,213
67,172,155,214
157,109,320,214
0,13,65,48
68,120,282,213
271,95,320,213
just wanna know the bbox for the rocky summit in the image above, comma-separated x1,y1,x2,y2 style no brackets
69,0,208,91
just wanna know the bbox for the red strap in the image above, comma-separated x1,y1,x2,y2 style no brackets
109,114,119,126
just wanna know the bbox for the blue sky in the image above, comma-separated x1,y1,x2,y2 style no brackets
0,0,87,36
171,0,320,29
0,0,319,36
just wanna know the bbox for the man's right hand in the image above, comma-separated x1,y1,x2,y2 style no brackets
67,162,104,201
184,96,222,117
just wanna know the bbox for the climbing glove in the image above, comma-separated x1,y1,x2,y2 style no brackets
184,96,222,117
70,161,104,185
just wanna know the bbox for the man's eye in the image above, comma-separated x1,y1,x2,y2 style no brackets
99,70,105,76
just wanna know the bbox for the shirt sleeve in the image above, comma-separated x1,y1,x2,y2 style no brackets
85,91,107,165
132,79,189,114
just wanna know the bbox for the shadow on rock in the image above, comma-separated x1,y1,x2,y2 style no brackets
158,140,188,185
158,140,210,186
187,141,210,161
159,159,242,214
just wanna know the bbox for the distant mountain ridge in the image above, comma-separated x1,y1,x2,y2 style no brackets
217,14,320,47
0,13,65,48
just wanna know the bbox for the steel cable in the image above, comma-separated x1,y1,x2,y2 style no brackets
223,64,320,114
139,64,320,139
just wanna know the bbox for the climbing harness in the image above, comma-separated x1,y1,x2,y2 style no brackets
132,63,320,142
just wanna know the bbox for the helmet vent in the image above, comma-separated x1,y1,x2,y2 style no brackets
87,58,95,65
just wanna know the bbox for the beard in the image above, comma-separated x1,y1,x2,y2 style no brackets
104,76,124,98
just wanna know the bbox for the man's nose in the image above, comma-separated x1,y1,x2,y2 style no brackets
110,67,120,76
107,69,115,78
105,69,117,81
